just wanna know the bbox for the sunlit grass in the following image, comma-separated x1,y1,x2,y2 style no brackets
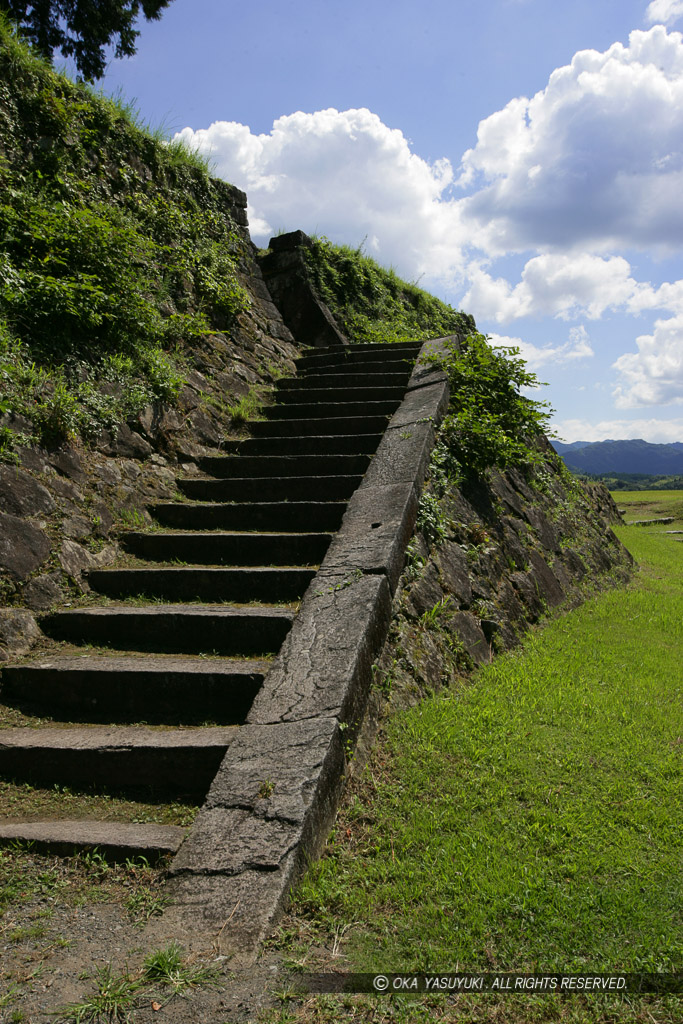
293,508,682,990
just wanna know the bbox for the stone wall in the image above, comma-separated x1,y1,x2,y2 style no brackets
257,231,349,348
369,439,632,717
0,189,301,659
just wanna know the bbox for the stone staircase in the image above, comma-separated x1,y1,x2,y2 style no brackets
0,341,423,864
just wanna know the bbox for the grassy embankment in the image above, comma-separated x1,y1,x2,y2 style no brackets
267,492,682,1023
301,235,473,345
0,15,248,460
0,13,475,463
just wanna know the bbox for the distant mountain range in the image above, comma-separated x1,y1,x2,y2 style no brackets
552,438,683,475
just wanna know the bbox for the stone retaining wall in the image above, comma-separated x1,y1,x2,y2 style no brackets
369,432,632,722
0,194,301,659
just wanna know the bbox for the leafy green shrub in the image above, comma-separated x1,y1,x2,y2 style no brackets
0,316,185,451
428,333,553,479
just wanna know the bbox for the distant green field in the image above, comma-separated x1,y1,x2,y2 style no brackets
615,490,683,525
272,495,683,1024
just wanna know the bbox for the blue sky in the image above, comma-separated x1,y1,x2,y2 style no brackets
94,0,683,443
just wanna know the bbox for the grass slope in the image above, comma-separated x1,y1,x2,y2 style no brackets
302,236,474,345
275,494,682,1022
0,16,248,457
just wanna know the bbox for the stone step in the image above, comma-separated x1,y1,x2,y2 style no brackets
296,351,417,371
122,529,331,565
0,656,267,724
0,339,426,890
275,386,407,404
276,372,410,390
301,341,422,356
0,726,236,798
220,434,383,456
178,474,362,502
263,400,400,420
0,820,186,861
297,357,414,375
249,415,390,437
197,453,371,478
87,566,316,603
149,500,346,533
40,606,295,655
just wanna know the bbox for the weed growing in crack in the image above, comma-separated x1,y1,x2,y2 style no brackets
416,492,448,546
373,658,397,699
125,888,170,925
226,387,268,424
418,596,452,630
258,778,275,799
403,538,425,581
338,722,358,765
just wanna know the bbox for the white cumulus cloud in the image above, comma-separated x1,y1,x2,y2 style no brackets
176,108,466,282
626,277,683,314
458,26,683,255
553,416,683,442
462,254,639,323
173,29,683,428
488,325,594,370
646,0,683,27
175,27,683,322
613,314,683,406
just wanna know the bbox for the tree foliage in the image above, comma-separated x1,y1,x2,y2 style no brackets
1,0,175,80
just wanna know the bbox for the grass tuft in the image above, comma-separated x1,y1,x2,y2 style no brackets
55,965,142,1023
142,942,219,993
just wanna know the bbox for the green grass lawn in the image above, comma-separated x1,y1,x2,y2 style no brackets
271,493,683,1023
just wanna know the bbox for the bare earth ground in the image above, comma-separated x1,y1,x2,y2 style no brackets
0,863,287,1023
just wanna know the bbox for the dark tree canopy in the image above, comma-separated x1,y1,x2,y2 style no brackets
1,0,175,80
